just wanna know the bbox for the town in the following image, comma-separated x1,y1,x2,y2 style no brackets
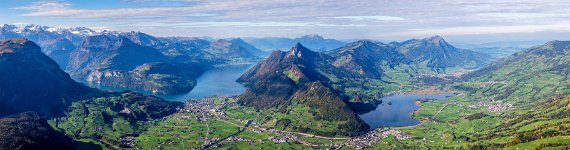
470,101,513,112
168,96,413,149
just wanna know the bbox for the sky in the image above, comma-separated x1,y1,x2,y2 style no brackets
2,0,570,43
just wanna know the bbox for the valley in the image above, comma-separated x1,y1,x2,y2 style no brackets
112,37,569,149
91,64,255,101
0,24,569,150
2,0,570,149
358,93,455,128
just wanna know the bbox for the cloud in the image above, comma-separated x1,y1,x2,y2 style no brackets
13,22,31,25
122,0,199,2
475,12,570,20
10,0,570,40
180,13,219,17
14,1,71,11
16,5,196,18
14,0,309,18
333,16,405,21
394,23,570,37
124,21,365,28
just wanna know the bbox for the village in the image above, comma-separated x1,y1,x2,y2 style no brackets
174,96,412,149
470,101,513,112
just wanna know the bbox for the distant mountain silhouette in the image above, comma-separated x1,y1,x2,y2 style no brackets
326,40,409,78
243,34,347,52
393,35,490,72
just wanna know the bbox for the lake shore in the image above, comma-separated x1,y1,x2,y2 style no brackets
359,93,455,129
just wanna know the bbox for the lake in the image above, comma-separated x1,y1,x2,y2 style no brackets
160,64,255,101
358,93,455,129
82,64,255,101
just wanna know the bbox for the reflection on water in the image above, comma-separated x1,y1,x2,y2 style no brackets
358,93,455,129
82,64,255,101
161,64,254,101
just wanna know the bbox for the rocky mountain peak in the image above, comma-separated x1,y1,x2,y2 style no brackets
332,40,394,55
120,32,166,49
4,38,32,45
117,37,140,47
24,24,42,31
300,34,325,40
287,43,316,59
209,39,233,49
215,39,231,43
424,35,450,46
543,40,570,50
80,35,119,49
353,40,377,47
0,38,39,54
1,24,17,30
231,37,246,42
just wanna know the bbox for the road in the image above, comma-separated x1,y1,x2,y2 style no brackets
202,113,210,136
202,120,252,149
432,102,456,118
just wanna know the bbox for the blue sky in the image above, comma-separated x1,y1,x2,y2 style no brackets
2,0,570,42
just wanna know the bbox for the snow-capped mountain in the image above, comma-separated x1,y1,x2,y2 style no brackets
0,24,263,95
0,24,104,67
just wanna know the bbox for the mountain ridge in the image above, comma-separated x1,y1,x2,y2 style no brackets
243,34,347,52
0,38,96,117
394,35,490,71
237,43,369,136
0,24,263,95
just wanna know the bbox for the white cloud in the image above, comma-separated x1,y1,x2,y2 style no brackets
122,21,365,28
394,23,570,37
122,0,199,2
10,0,570,40
333,16,405,21
17,5,195,18
475,12,570,20
13,22,31,25
14,0,313,18
14,1,71,11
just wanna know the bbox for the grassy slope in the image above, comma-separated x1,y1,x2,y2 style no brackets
375,42,570,149
54,41,570,149
49,92,181,148
132,97,336,149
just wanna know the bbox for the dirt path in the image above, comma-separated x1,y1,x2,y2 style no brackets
432,103,449,118
202,113,210,136
203,121,252,149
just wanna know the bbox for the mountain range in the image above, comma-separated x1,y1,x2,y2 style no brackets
0,38,96,117
243,34,347,52
418,40,570,149
0,38,182,149
0,24,262,95
237,36,490,136
0,23,568,148
238,43,370,136
462,40,570,102
392,36,489,71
